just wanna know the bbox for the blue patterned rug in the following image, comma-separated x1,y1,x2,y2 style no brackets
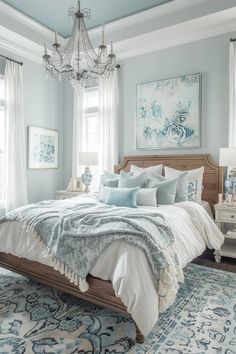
0,263,235,354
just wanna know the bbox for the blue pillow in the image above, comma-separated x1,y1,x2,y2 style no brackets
103,178,119,187
175,172,188,202
146,177,178,205
105,187,140,208
118,171,147,188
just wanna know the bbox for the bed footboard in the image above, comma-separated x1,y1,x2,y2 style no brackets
0,252,144,343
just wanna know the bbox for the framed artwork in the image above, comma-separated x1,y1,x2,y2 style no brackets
28,127,59,169
136,73,201,149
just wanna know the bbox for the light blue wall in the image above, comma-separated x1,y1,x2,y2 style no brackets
63,33,231,171
0,52,64,203
118,33,230,163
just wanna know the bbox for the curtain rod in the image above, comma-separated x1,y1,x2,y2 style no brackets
230,38,236,42
0,54,23,66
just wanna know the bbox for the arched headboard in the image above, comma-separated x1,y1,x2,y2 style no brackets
115,154,223,212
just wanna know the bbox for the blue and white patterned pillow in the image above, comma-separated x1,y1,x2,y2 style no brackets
187,180,199,202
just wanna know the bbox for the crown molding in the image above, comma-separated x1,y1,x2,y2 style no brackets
88,0,207,39
0,0,236,65
0,0,65,43
0,25,42,63
115,7,236,60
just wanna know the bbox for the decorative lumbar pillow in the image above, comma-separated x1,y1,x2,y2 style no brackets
130,164,163,178
118,171,147,188
164,166,204,203
146,177,178,205
105,187,140,208
137,188,157,206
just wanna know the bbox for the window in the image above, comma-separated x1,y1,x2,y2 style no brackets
0,75,5,207
84,87,99,152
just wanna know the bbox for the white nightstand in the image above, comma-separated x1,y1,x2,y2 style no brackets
214,203,236,262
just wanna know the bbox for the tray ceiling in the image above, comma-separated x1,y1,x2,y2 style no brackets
2,0,173,37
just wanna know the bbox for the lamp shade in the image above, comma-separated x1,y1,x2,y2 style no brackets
79,152,98,166
219,148,236,166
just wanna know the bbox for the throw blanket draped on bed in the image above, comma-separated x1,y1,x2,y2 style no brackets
0,198,183,311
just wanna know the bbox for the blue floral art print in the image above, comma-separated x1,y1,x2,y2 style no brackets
136,73,201,149
34,135,55,164
28,127,59,169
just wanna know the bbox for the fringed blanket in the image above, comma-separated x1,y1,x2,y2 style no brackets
0,198,183,311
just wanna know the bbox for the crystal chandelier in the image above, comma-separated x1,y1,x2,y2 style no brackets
42,0,118,87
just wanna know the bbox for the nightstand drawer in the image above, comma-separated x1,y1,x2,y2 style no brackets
215,209,236,222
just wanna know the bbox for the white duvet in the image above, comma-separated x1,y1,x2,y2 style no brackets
0,199,224,336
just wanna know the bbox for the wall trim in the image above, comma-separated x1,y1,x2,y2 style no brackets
0,0,235,64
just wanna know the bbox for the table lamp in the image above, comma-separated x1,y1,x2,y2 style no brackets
219,147,236,195
79,152,99,193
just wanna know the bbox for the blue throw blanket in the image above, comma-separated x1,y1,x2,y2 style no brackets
0,198,183,309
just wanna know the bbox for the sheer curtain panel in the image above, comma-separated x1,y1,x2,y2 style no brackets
72,85,85,177
229,41,236,147
5,61,27,212
99,70,118,172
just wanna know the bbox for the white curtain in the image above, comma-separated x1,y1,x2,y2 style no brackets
72,85,85,177
99,70,118,172
5,61,27,212
229,41,236,147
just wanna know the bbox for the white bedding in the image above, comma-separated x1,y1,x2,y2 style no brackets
0,199,223,336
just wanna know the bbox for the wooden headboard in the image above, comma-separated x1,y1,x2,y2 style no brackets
115,154,223,211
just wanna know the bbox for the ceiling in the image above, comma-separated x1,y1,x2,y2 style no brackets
2,0,173,37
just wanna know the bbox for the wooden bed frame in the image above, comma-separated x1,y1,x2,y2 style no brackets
0,154,223,344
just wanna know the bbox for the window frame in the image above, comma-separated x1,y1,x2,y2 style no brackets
0,74,5,207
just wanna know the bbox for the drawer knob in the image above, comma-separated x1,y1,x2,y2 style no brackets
231,215,234,218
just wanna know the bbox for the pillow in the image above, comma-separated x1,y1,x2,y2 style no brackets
164,166,204,203
105,187,140,208
187,180,199,202
98,184,109,203
98,171,120,200
137,188,157,206
130,164,163,178
104,171,120,180
146,177,178,205
118,171,147,188
103,178,119,188
175,172,188,202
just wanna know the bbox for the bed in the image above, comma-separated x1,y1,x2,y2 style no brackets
0,154,224,343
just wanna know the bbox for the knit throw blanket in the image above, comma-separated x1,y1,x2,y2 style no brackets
0,198,184,312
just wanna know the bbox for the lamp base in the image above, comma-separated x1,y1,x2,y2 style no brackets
81,166,93,193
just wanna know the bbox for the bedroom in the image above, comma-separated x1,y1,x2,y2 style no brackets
0,0,235,353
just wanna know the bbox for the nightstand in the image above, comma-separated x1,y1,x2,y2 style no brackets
214,203,236,262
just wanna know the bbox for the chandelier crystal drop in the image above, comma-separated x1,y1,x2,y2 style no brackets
42,0,118,87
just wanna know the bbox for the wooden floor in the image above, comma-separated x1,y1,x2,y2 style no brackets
193,249,236,273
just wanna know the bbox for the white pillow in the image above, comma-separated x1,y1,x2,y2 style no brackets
137,188,157,206
164,166,204,203
98,184,109,203
130,164,163,178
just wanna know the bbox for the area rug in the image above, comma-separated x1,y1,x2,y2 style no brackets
0,264,235,354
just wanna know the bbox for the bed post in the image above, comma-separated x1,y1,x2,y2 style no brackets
135,324,144,343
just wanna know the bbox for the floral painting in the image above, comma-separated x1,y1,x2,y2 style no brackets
136,73,201,149
28,127,59,169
